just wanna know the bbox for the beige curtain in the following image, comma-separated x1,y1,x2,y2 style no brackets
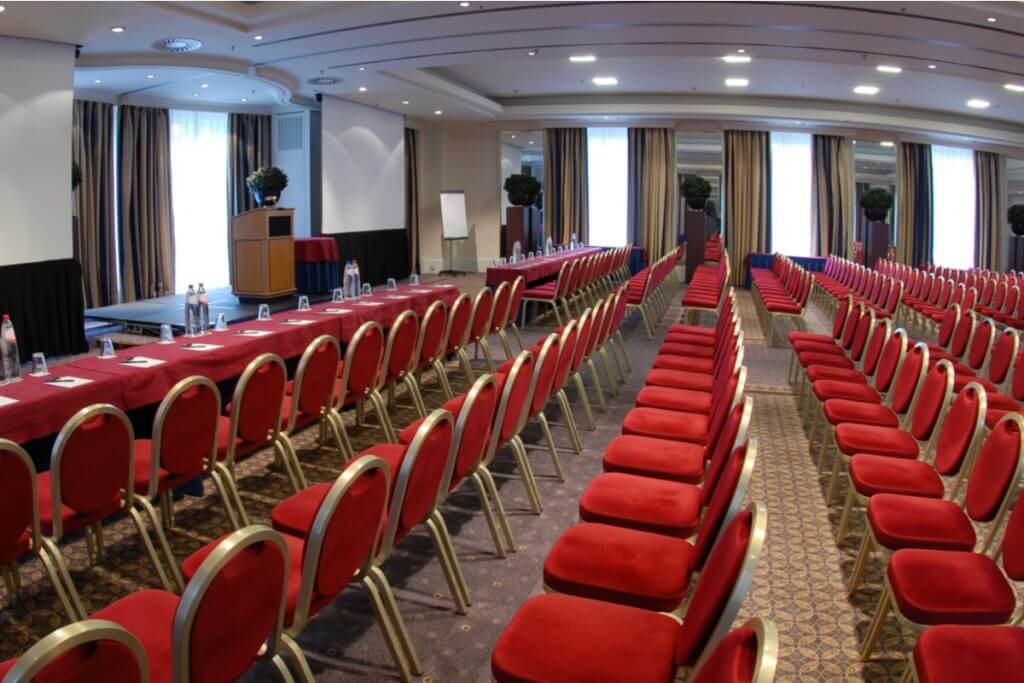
229,113,272,216
895,142,933,267
724,130,770,285
975,151,1003,271
812,135,854,258
119,105,175,301
72,100,118,307
405,127,420,273
627,128,678,258
543,128,588,245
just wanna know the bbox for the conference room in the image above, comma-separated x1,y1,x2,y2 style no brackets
2,2,1024,681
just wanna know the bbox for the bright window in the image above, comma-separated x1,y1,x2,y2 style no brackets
769,132,813,257
931,145,976,269
169,110,230,292
587,127,628,247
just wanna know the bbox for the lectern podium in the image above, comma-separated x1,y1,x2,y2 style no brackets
230,208,296,300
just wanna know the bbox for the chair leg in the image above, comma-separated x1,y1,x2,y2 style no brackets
327,411,354,461
128,506,178,593
859,584,892,661
369,390,398,443
536,412,566,481
429,510,472,609
551,301,563,326
556,389,583,453
425,514,470,615
209,466,244,530
510,322,525,352
847,532,875,596
587,359,608,412
432,359,455,401
480,466,517,551
572,373,597,430
458,348,475,384
478,337,497,373
638,306,654,339
367,567,422,678
826,451,845,505
510,435,544,514
600,347,620,393
278,633,316,683
214,462,251,526
135,496,185,592
470,472,506,558
403,375,427,418
836,488,857,544
37,539,86,621
614,331,631,373
498,329,514,359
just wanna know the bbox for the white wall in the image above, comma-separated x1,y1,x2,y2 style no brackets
272,110,311,237
321,96,405,234
500,143,522,216
0,37,75,266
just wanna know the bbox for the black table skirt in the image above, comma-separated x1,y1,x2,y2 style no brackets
0,258,87,363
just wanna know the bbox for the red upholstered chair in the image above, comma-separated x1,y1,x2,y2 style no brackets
858,423,1024,665
442,292,474,386
467,286,497,375
518,333,566,482
579,297,611,412
849,412,1024,599
490,504,767,683
282,336,343,481
984,327,1019,394
43,404,179,593
691,617,778,683
641,342,743,414
906,625,1024,683
88,525,313,682
606,283,632,376
486,280,514,359
546,440,758,610
336,321,394,446
0,439,84,622
0,620,148,682
219,353,306,494
592,290,626,395
523,260,571,326
654,318,742,380
413,299,453,400
567,307,598,430
837,380,987,544
380,310,426,418
800,316,891,397
925,303,961,361
548,320,584,453
504,275,527,352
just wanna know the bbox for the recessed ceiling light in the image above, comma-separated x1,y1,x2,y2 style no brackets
111,26,125,33
200,83,209,88
241,97,248,102
722,54,751,64
459,1,470,6
93,79,101,84
0,6,6,12
603,115,610,119
358,67,365,71
434,109,443,115
928,64,937,69
254,34,264,41
401,100,410,105
987,16,997,22
876,65,902,74
570,54,596,63
967,98,991,109
511,135,516,139
146,74,155,79
852,140,858,145
1005,83,1024,93
592,76,618,86
358,86,367,92
527,49,537,56
880,140,895,147
737,48,746,54
192,92,198,97
853,85,880,95
528,140,534,145
724,77,749,87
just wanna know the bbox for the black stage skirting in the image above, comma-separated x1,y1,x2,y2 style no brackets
0,258,87,362
319,228,411,285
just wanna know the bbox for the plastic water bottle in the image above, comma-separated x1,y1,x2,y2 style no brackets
353,260,362,297
512,240,522,263
1,315,20,383
197,283,210,334
570,232,579,250
184,284,199,336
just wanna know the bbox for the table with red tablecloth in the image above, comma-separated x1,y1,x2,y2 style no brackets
294,237,341,294
0,283,458,445
485,247,604,287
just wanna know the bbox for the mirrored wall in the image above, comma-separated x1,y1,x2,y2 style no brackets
676,132,723,236
853,140,897,244
500,130,544,256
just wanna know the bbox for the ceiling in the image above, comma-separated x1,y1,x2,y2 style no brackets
4,1,1024,147
73,66,283,110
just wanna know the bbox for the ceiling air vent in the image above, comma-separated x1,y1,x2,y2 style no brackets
277,115,303,151
155,37,203,53
307,77,340,86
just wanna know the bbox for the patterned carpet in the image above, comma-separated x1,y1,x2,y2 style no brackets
1,284,927,681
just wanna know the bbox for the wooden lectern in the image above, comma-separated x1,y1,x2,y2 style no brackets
230,208,296,300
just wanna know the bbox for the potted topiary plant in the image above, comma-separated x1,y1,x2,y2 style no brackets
72,161,82,193
682,175,712,210
246,166,289,207
504,174,541,206
1009,204,1024,236
861,187,893,222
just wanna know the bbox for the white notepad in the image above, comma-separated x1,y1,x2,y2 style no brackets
0,396,18,408
235,329,273,337
356,301,383,307
279,318,315,326
385,295,411,300
180,343,223,352
118,356,165,368
42,376,93,388
320,308,352,315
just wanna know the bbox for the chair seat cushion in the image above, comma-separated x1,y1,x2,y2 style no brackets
602,435,705,483
658,342,714,359
984,391,1020,412
834,424,919,458
848,455,945,499
668,324,716,337
36,471,122,537
663,332,716,348
765,301,801,314
635,386,712,414
791,340,844,355
543,523,695,611
646,364,715,390
579,473,701,538
788,332,835,345
867,494,976,551
89,589,179,683
805,366,866,384
823,399,900,427
888,549,1016,625
813,380,880,403
650,355,714,374
491,593,678,683
622,407,710,444
799,352,854,370
913,625,1024,683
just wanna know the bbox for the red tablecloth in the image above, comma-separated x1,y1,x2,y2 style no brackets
485,247,604,287
0,283,458,444
294,237,340,263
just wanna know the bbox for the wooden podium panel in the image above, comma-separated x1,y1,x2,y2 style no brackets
230,208,296,300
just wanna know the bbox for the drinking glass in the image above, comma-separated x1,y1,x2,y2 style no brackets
297,295,311,311
99,338,116,358
257,304,271,321
387,278,397,291
215,313,228,331
409,274,420,285
31,352,48,375
332,288,344,303
362,283,373,296
159,324,174,343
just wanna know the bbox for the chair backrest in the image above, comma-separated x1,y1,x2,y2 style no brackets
948,306,974,358
487,350,536,462
883,280,904,315
996,467,1024,581
849,309,875,362
507,276,526,327
1004,285,1022,318
861,318,892,377
701,397,753,508
380,410,455,554
674,503,767,668
692,618,779,683
935,304,960,348
570,308,593,373
288,336,341,434
559,260,579,298
415,299,449,368
290,454,390,631
444,293,473,355
872,328,909,394
830,296,853,341
693,438,757,570
932,382,986,478
0,439,39,565
50,404,134,540
174,526,290,683
1,620,148,683
989,329,1020,386
488,281,513,335
446,374,500,490
964,414,1024,539
840,302,864,350
887,342,929,415
228,354,286,447
338,322,385,405
468,287,495,342
527,334,562,418
583,299,607,357
966,315,995,371
151,376,221,487
908,360,954,442
551,320,580,392
381,310,420,386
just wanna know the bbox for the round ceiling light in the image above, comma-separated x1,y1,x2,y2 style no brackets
156,37,203,53
307,76,340,86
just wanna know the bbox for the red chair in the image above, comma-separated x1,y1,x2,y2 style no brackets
505,275,527,352
0,439,83,622
465,286,497,376
606,284,632,376
413,299,453,400
43,404,179,593
906,624,1024,683
88,525,312,681
518,332,566,483
0,620,148,682
580,297,611,412
490,504,767,683
282,336,343,481
443,292,475,386
691,617,778,683
336,321,393,447
567,307,598,430
487,280,514,360
219,353,305,494
522,260,573,326
548,320,584,453
380,310,426,418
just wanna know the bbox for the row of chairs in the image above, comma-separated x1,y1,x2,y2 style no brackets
750,254,814,346
786,295,1024,679
490,288,780,683
520,245,630,326
704,232,723,262
680,249,730,326
625,246,685,338
811,255,904,321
